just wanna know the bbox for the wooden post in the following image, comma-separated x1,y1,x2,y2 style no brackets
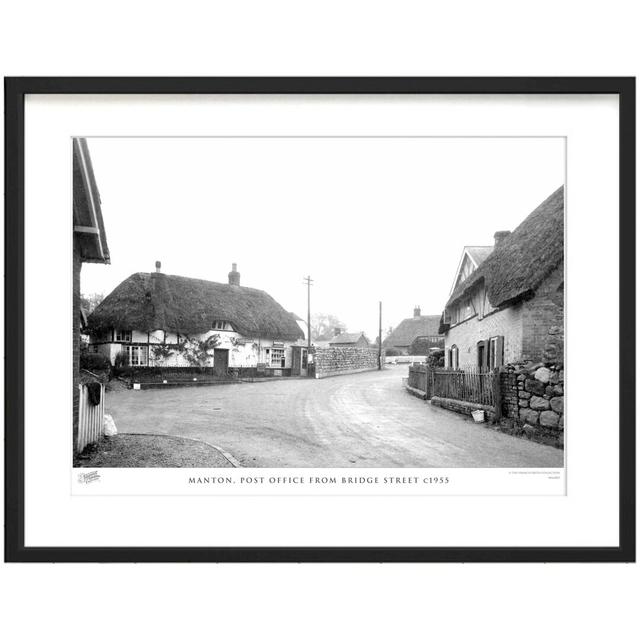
492,367,502,422
378,301,382,370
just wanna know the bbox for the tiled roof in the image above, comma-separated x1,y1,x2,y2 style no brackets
383,315,442,348
330,332,368,345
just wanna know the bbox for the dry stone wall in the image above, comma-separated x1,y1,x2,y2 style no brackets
500,362,564,447
313,347,382,379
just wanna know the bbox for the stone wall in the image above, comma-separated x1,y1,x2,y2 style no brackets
431,396,496,422
313,347,382,379
500,362,564,447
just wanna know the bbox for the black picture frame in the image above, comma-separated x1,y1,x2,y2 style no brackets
4,77,635,563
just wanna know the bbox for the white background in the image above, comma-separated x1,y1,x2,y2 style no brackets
1,2,638,640
80,135,564,338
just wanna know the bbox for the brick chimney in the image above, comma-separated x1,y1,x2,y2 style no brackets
334,327,342,337
228,262,240,286
155,260,162,273
413,306,421,318
494,230,511,247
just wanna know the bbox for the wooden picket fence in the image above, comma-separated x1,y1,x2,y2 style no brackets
77,383,105,452
408,364,501,414
430,366,496,406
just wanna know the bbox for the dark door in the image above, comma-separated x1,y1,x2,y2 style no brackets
291,347,301,375
213,349,229,376
291,347,308,377
477,344,485,368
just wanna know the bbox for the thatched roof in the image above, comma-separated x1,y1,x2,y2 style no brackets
446,186,564,310
383,315,442,349
88,272,305,341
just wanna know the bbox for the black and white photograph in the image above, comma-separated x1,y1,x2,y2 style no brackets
73,135,565,472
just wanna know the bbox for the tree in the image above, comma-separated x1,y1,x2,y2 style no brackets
310,313,347,341
81,292,105,315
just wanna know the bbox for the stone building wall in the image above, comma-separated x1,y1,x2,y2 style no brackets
444,303,524,368
522,263,564,363
500,362,564,447
313,347,382,379
443,264,564,368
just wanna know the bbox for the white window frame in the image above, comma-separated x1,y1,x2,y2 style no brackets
115,329,132,342
125,345,148,366
450,345,459,369
270,347,285,368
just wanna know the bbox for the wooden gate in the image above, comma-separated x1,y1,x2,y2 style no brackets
77,383,105,453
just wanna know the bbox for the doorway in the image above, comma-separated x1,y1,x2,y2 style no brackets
291,346,308,376
213,349,229,376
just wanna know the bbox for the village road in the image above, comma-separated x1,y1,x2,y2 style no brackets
107,366,564,468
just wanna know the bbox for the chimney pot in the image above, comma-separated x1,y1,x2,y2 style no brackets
494,230,511,247
228,262,241,286
155,260,162,273
414,306,421,318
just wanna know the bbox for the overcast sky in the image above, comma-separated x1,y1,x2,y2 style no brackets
82,137,564,339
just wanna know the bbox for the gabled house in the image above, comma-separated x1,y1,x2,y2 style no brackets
73,138,110,450
383,308,443,355
88,262,306,376
440,186,564,369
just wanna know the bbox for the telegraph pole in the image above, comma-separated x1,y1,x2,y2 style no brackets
303,275,313,352
378,300,382,370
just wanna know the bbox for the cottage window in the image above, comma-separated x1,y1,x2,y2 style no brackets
212,320,231,331
115,329,132,342
124,345,148,366
488,336,505,368
270,348,285,368
450,345,459,369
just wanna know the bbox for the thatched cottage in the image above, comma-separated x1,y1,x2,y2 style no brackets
440,186,564,369
383,308,443,355
88,263,308,376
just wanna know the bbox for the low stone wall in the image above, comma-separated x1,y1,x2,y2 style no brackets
313,347,382,379
500,362,564,447
431,397,496,423
116,365,293,383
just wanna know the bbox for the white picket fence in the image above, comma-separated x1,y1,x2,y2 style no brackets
77,383,105,452
384,355,428,365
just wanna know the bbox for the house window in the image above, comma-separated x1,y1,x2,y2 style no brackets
124,345,148,366
450,345,459,369
489,336,505,368
115,329,132,342
270,348,285,368
212,320,231,331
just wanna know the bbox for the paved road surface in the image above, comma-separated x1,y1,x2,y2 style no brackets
107,367,564,467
